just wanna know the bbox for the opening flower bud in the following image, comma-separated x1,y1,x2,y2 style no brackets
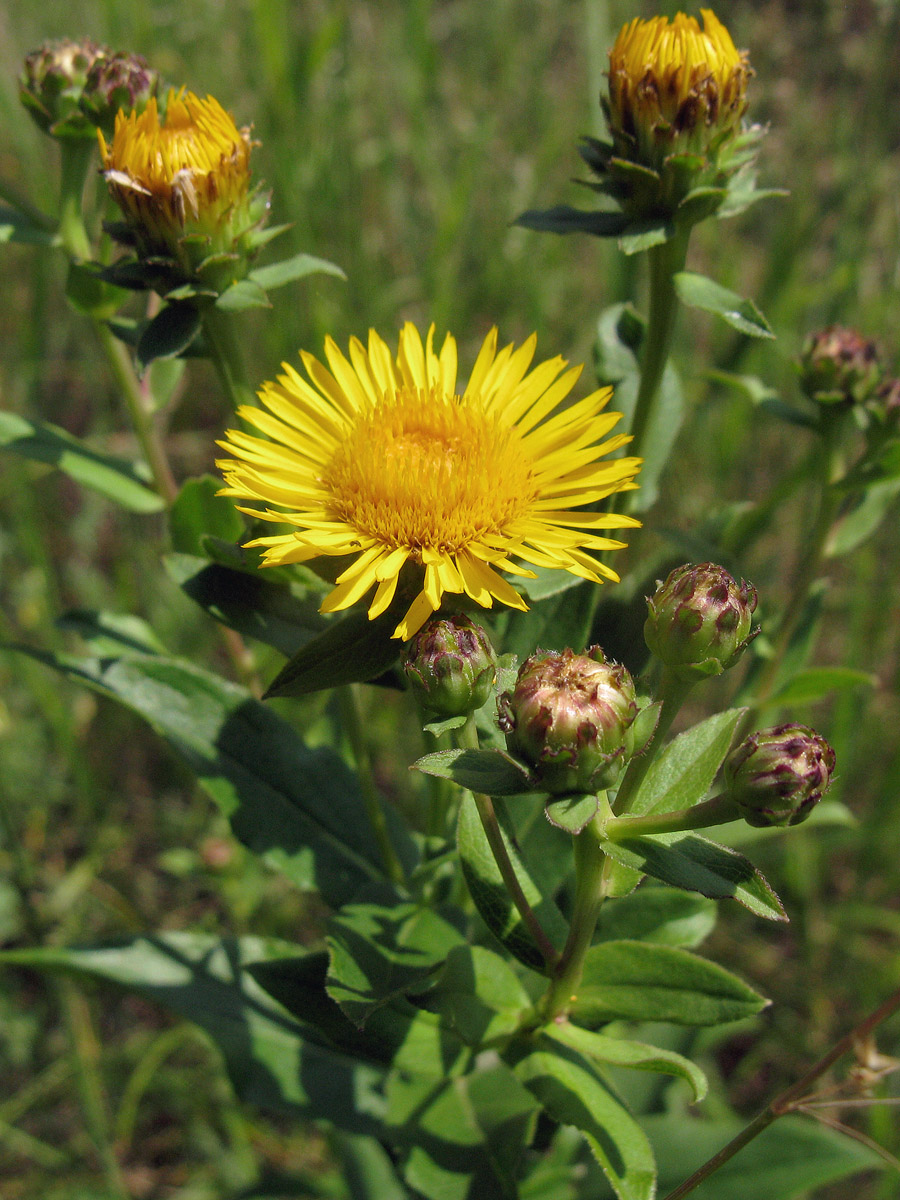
20,38,107,139
644,562,758,681
603,9,751,214
798,325,883,407
724,724,835,827
402,614,497,717
498,647,637,795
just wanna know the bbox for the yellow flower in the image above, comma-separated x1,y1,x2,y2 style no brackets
606,9,750,171
217,324,641,640
99,88,255,271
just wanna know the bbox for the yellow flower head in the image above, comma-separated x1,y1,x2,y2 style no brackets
606,9,750,171
217,324,642,640
99,88,255,270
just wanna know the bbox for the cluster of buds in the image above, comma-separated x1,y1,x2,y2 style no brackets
498,648,637,795
724,724,835,827
593,9,754,220
798,326,883,408
402,615,497,718
20,38,157,141
644,562,758,680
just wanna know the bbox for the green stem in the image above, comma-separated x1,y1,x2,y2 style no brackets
202,306,258,412
57,140,95,261
737,418,845,733
340,685,406,887
458,717,560,970
605,791,741,839
612,670,694,815
542,811,608,1020
662,981,900,1200
627,226,690,471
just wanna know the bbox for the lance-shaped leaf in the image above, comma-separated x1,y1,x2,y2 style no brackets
0,935,385,1135
594,885,717,949
428,944,532,1047
136,299,203,369
544,1022,707,1104
515,205,630,237
544,793,599,834
601,833,786,920
264,610,402,697
0,411,163,513
12,647,417,907
457,795,567,972
673,271,774,338
386,1059,539,1200
249,251,346,290
630,708,747,816
569,939,767,1028
514,1037,656,1200
326,893,465,1025
413,747,535,795
165,554,326,659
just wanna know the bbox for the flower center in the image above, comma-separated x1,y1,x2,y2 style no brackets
322,387,538,556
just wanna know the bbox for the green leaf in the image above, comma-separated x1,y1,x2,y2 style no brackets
514,1037,656,1200
629,708,747,816
0,935,386,1134
0,204,56,246
648,1109,882,1200
545,1022,707,1103
594,885,717,949
457,795,567,972
136,300,202,369
515,205,630,237
413,747,535,795
386,1059,539,1200
601,834,786,920
249,251,346,289
544,793,599,834
0,410,164,513
826,478,900,556
165,553,327,658
13,648,416,907
169,474,246,556
570,939,767,1027
263,610,402,696
428,944,532,1046
55,609,168,656
326,893,465,1025
673,272,774,338
215,278,272,312
65,261,130,318
765,665,876,708
617,219,674,255
594,303,684,511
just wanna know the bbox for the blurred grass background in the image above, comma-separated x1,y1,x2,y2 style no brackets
1,0,900,1196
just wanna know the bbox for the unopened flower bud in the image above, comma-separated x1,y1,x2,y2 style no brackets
20,38,107,139
403,614,497,717
724,724,835,827
79,51,158,138
798,326,882,407
644,562,758,681
498,647,637,794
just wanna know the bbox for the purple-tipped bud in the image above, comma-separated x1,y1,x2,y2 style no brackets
798,326,882,407
724,723,835,827
20,38,108,139
497,647,637,794
79,51,159,138
402,614,497,717
644,562,758,681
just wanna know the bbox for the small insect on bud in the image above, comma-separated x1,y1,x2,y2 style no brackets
20,38,108,139
724,723,836,827
498,647,637,795
402,614,497,718
644,562,758,681
79,51,159,138
798,325,883,407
